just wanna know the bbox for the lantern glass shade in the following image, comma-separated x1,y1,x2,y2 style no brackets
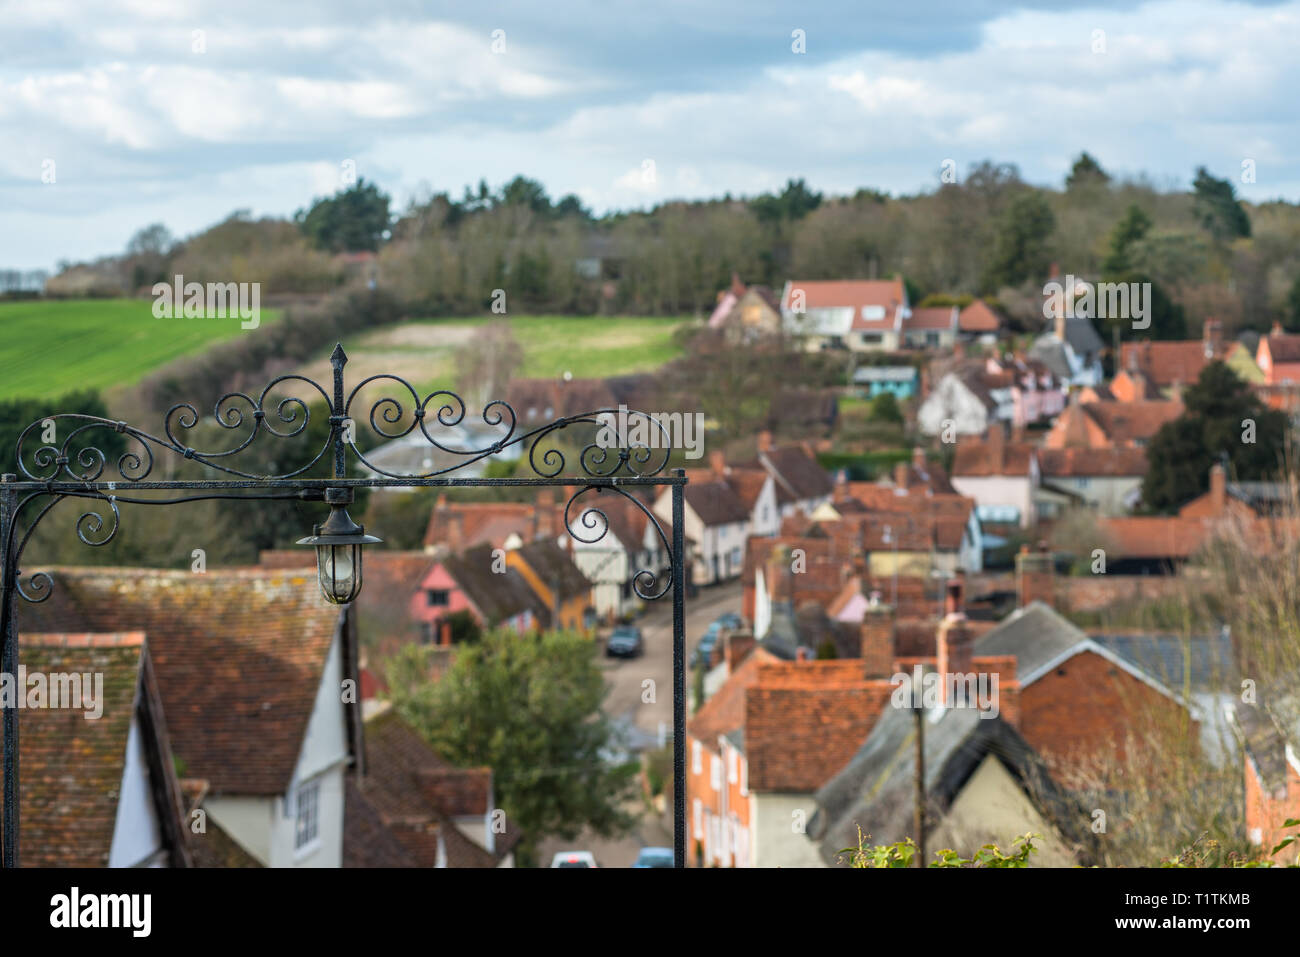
296,505,382,605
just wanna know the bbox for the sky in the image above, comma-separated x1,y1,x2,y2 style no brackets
1,0,1298,271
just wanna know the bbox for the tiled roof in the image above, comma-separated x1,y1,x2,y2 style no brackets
687,647,780,750
951,435,1035,477
423,500,538,550
1096,516,1215,560
343,777,417,867
6,633,148,867
724,467,771,511
1037,446,1147,478
1120,340,1215,388
441,545,549,625
1263,333,1300,364
1079,400,1182,446
20,568,345,797
782,279,906,331
683,476,751,526
904,306,957,332
744,677,893,792
957,299,1003,333
506,377,618,422
512,539,593,601
750,445,835,505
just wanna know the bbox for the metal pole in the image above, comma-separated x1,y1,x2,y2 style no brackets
1,474,18,868
331,344,348,480
913,702,925,869
671,468,686,869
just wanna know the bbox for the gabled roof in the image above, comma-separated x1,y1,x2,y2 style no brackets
687,646,781,751
1077,400,1182,446
951,436,1035,478
809,706,1086,865
904,305,957,332
4,632,174,867
725,467,771,512
512,539,592,601
782,279,907,333
750,444,835,505
683,476,751,526
21,568,347,797
423,500,538,550
958,299,1003,334
441,545,549,625
505,377,618,422
1120,340,1215,388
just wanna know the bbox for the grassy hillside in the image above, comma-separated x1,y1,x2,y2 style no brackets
290,315,689,393
0,299,281,401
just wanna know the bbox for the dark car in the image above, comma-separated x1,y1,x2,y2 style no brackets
605,626,644,658
632,847,674,868
692,622,723,667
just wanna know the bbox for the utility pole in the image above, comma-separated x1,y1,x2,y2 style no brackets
913,696,925,868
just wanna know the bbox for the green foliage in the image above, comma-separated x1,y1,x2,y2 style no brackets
1286,274,1300,333
1162,820,1300,868
0,389,124,474
385,628,639,863
983,191,1056,291
1065,152,1110,191
869,391,904,424
440,609,482,645
1192,166,1251,241
751,178,823,225
296,178,392,253
842,830,1040,867
1102,205,1153,276
815,638,838,660
1142,361,1288,512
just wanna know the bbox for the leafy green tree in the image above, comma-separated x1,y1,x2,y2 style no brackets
1065,152,1110,191
870,391,903,424
1192,166,1251,241
1102,205,1153,276
751,178,823,224
1286,273,1300,333
1142,361,1287,511
982,191,1055,291
0,390,124,475
386,628,639,865
499,175,552,215
295,178,392,252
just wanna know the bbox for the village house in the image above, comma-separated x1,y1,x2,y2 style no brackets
6,632,191,866
1029,286,1105,388
1036,446,1147,517
900,305,959,350
956,298,1004,343
1255,322,1300,386
503,539,595,630
918,356,1065,437
566,489,675,621
742,430,835,520
418,544,550,640
23,568,361,868
1044,394,1182,450
1119,321,1226,395
1232,687,1300,865
950,427,1040,529
654,473,750,585
423,492,562,552
779,278,910,352
852,364,919,400
707,273,783,343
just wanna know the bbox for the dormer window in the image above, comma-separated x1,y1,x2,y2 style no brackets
861,305,886,321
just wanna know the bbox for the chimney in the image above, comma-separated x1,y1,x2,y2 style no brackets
535,488,556,539
912,447,926,471
725,632,755,673
1015,543,1055,609
1210,462,1227,515
447,509,464,551
1048,262,1060,280
943,577,964,617
833,469,849,503
860,605,895,678
893,459,909,489
987,423,1005,471
1204,318,1222,354
936,613,975,703
1272,321,1283,337
731,272,746,297
757,429,773,453
709,449,727,479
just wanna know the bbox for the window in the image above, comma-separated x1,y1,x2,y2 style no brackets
692,740,702,775
420,621,435,645
728,749,738,784
293,779,321,852
426,589,450,606
711,755,722,792
693,799,703,838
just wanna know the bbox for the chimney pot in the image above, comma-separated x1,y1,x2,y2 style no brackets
757,430,773,453
709,449,727,478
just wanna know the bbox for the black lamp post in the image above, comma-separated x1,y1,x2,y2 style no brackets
296,490,382,604
0,343,689,868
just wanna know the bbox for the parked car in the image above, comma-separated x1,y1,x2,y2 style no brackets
714,612,743,630
632,847,674,868
605,625,644,658
551,851,598,868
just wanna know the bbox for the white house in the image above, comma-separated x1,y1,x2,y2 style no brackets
780,278,910,352
569,491,675,619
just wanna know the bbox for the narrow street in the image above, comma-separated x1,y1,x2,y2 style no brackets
536,580,744,866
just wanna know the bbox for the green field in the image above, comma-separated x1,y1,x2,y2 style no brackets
0,301,688,404
0,299,281,401
288,315,689,394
